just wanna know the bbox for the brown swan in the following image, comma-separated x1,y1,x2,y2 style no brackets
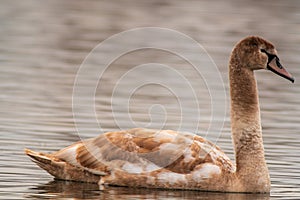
25,36,294,193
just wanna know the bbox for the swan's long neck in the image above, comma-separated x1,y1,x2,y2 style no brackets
229,54,270,191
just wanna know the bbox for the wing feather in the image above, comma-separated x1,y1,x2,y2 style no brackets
54,128,234,176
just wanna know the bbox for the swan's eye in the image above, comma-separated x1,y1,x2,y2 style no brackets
260,49,276,64
260,49,267,53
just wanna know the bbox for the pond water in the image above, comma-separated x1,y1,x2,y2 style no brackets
0,0,300,199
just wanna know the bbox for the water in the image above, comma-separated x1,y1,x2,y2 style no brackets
0,0,300,199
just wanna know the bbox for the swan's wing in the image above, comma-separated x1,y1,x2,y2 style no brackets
54,128,235,176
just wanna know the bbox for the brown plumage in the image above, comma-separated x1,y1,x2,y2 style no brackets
25,36,294,193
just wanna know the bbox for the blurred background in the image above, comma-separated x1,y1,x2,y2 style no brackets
0,0,299,199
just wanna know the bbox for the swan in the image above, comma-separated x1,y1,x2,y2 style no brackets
25,36,294,193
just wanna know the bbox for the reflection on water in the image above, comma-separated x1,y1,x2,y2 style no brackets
26,180,270,200
0,0,300,199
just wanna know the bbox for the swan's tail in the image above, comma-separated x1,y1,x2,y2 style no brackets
24,148,100,183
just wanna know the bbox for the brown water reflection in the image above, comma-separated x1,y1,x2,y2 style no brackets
27,180,270,200
1,0,300,199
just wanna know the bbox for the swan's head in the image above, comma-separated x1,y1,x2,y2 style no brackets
232,36,294,83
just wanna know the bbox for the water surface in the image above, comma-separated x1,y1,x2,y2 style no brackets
0,0,300,199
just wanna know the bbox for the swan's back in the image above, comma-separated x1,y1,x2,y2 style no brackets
26,128,235,190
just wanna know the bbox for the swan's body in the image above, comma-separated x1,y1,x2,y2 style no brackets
26,129,236,191
25,36,294,193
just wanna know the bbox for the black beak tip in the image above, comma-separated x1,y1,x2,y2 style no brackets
290,77,295,83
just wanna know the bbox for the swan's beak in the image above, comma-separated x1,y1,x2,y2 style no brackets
267,57,295,83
